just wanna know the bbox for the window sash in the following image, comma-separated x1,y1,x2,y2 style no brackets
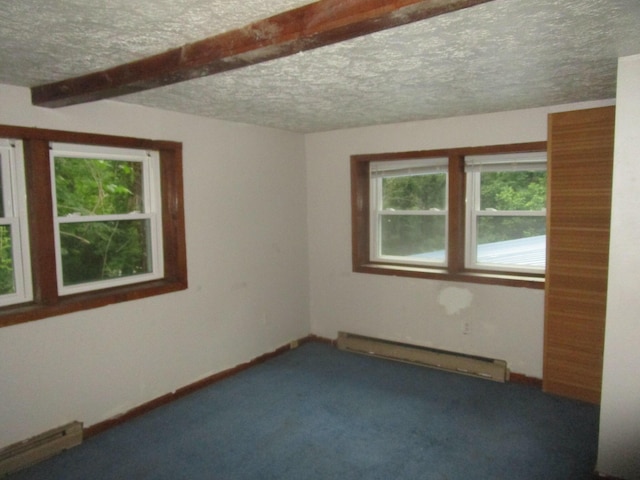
0,139,33,307
49,143,164,295
465,155,547,274
370,159,448,267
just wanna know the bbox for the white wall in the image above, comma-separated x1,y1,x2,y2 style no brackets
598,54,640,480
305,100,612,379
0,85,310,449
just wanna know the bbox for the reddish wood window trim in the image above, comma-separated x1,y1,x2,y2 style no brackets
351,142,547,289
0,124,188,328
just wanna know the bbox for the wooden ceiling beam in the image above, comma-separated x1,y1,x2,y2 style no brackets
31,0,493,108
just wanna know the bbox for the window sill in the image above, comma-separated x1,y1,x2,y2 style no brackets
354,263,544,289
0,278,188,328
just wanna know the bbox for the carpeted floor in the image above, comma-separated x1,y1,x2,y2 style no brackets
8,342,599,479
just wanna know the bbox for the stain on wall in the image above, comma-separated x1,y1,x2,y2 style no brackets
437,287,473,315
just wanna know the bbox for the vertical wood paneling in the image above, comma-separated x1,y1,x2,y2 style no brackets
543,106,615,404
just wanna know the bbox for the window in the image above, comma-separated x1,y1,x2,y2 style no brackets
351,142,546,288
50,143,164,295
370,158,448,266
465,152,547,274
0,125,187,328
0,139,32,307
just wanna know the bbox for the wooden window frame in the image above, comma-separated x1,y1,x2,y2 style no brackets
0,124,188,328
351,142,546,289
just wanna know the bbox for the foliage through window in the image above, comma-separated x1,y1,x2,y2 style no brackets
0,125,187,328
351,143,547,288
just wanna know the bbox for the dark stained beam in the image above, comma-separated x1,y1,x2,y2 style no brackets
31,0,494,108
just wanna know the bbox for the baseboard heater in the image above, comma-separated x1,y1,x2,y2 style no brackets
0,421,83,477
337,332,508,383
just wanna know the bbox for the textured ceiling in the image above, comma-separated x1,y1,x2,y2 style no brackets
1,0,640,132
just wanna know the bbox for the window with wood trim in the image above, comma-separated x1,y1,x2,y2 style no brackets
50,143,164,295
370,157,449,267
0,139,32,307
0,125,188,328
351,142,547,288
465,152,547,274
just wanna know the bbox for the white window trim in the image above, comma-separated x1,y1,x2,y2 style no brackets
369,158,448,267
49,143,164,296
0,139,33,307
465,152,547,274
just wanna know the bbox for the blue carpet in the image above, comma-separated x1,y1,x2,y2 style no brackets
9,342,599,479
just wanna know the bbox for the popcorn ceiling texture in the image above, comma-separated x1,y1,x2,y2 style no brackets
1,0,640,132
0,0,311,84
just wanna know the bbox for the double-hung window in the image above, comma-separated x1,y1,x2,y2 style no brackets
351,142,547,288
0,124,187,328
370,158,448,266
50,143,164,295
0,139,32,306
465,152,547,274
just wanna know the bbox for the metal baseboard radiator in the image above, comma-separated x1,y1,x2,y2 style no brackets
337,332,508,382
0,421,83,477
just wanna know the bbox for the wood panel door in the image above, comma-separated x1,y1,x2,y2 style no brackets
543,106,615,404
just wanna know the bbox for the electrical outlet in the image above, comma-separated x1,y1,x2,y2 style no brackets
462,321,472,335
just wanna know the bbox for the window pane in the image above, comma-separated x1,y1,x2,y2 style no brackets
382,173,446,210
476,217,546,267
380,214,446,261
480,171,546,211
54,157,144,216
0,225,15,294
59,220,152,286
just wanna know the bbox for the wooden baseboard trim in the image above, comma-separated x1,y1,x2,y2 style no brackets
84,334,329,439
509,372,543,388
